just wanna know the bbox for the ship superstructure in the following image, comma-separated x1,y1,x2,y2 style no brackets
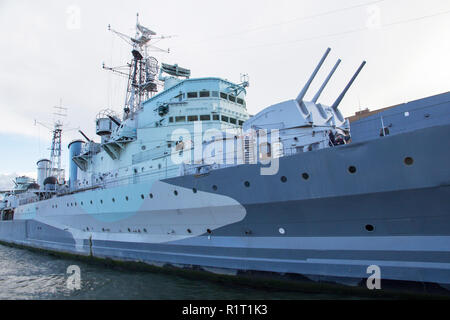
64,15,254,191
1,16,449,293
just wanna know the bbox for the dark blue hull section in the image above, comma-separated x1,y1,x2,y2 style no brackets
1,123,449,290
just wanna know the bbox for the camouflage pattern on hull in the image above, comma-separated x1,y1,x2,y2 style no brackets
0,123,449,288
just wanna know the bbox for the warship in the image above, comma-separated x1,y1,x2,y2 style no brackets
1,15,449,292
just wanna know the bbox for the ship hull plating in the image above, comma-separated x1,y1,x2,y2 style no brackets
1,124,450,289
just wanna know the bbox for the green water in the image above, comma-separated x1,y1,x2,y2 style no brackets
0,244,365,300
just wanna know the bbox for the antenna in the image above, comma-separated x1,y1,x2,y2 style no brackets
312,59,341,103
296,47,331,103
35,99,73,184
53,98,67,118
331,61,366,111
240,73,249,87
104,14,174,119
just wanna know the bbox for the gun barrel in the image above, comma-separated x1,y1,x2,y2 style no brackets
108,115,121,127
331,61,366,111
312,59,341,103
78,130,91,142
296,47,331,103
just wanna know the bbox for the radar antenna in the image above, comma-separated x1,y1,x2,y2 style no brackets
103,13,174,120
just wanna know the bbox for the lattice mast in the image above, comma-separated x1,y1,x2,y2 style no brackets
50,103,68,183
49,122,63,180
104,13,170,120
35,101,68,184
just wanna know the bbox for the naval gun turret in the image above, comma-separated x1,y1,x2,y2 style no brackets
96,109,121,144
244,47,366,154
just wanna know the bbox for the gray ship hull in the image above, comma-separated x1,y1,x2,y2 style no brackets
1,123,449,290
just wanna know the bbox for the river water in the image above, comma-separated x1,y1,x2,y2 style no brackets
0,244,359,300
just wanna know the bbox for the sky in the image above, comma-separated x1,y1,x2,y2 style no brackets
0,0,449,188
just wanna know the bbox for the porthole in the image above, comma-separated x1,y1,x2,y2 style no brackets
206,229,212,234
281,176,287,183
143,228,147,233
141,194,144,199
348,166,357,174
192,188,197,193
212,185,218,191
100,200,103,204
365,224,374,232
404,157,414,166
279,227,286,235
125,196,129,201
128,228,131,232
187,229,192,234
90,200,93,205
174,190,178,196
112,198,115,202
302,173,309,180
80,202,83,206
149,193,153,199
244,181,250,187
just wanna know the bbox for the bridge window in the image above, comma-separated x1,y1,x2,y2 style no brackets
228,95,236,103
199,91,210,97
229,118,237,124
221,115,229,122
200,115,211,121
169,117,173,123
188,115,199,122
237,98,244,105
211,91,219,97
220,92,228,99
213,114,219,121
187,92,198,98
239,120,244,126
175,116,186,123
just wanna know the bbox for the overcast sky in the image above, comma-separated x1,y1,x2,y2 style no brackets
0,0,449,188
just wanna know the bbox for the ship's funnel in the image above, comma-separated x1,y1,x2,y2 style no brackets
296,47,331,103
331,61,366,111
312,59,341,103
68,140,84,190
36,159,51,188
